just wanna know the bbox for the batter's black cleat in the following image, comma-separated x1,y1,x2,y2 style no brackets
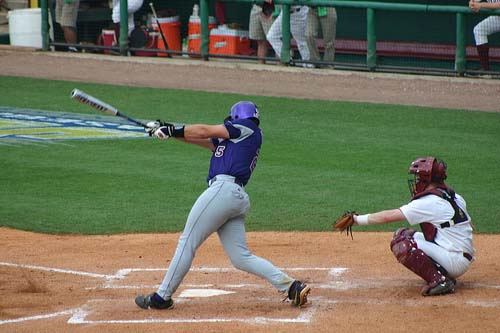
422,278,455,296
286,280,311,307
135,292,174,310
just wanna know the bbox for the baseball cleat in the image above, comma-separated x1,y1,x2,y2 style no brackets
286,280,311,307
422,278,455,296
135,292,174,310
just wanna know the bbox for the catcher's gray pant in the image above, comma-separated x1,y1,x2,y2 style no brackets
156,176,294,300
305,7,337,63
267,6,310,60
473,15,500,45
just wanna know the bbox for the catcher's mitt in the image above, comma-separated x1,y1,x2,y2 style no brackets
333,211,356,239
262,1,275,17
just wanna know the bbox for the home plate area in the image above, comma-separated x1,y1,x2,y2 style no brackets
73,266,344,325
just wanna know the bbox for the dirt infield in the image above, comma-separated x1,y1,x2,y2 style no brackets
1,48,499,332
1,228,499,333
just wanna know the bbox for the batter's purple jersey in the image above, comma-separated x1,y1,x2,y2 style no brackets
207,119,262,186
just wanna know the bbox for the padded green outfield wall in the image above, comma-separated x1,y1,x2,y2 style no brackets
147,0,499,46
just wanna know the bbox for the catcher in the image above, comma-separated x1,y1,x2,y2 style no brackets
333,157,475,296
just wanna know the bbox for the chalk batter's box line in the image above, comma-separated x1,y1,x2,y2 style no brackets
67,300,316,325
100,266,349,289
0,261,349,291
0,262,322,325
0,262,347,282
76,267,325,325
1,262,499,327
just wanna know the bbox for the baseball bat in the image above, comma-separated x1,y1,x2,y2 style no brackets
70,89,148,128
149,2,172,58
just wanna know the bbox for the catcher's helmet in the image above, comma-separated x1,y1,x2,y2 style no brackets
229,101,260,125
408,157,447,196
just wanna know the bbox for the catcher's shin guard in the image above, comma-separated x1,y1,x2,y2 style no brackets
286,280,311,307
390,230,449,295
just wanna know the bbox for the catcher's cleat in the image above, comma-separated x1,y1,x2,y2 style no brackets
421,278,455,297
286,280,311,307
135,292,174,310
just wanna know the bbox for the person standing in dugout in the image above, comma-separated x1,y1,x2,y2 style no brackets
249,0,275,64
305,6,337,68
135,101,311,310
469,0,500,71
345,157,475,296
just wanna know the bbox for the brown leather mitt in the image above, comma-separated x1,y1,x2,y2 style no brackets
333,210,356,239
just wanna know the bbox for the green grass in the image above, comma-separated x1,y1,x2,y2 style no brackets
1,76,499,234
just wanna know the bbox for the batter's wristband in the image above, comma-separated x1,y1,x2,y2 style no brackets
356,214,370,225
171,125,185,137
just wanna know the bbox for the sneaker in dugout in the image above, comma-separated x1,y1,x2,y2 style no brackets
135,292,174,310
421,278,455,296
286,280,311,307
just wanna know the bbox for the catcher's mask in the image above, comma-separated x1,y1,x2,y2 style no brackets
408,156,447,196
225,101,260,125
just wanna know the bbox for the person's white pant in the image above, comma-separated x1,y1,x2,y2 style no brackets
414,232,471,278
267,6,310,60
473,15,500,45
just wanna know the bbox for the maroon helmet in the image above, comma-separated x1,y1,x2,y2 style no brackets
408,157,447,196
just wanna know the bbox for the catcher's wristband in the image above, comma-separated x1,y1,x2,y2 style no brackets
356,214,370,225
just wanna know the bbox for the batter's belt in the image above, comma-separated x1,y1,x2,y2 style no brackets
208,174,244,187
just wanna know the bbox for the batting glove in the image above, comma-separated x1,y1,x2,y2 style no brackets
145,120,174,140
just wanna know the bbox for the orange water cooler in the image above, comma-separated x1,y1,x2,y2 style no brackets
209,25,251,56
187,16,217,57
153,16,181,56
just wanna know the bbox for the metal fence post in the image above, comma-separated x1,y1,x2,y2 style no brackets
200,0,209,60
366,7,377,70
41,0,49,51
281,4,291,64
120,0,128,55
455,12,466,75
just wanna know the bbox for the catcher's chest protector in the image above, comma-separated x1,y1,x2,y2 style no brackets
411,187,468,242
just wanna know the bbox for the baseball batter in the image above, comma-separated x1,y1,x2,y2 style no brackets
135,101,311,310
346,157,475,296
469,0,500,70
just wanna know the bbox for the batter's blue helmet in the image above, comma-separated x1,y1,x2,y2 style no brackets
229,101,260,124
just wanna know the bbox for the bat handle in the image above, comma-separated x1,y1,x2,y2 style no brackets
149,2,158,18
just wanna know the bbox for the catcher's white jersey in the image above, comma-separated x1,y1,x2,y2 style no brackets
399,193,475,278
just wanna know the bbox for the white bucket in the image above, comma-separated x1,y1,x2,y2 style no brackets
8,8,42,48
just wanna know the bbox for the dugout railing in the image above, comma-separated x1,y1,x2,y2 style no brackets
39,0,500,76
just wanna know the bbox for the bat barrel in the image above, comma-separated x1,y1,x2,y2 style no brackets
70,89,119,116
70,88,148,128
